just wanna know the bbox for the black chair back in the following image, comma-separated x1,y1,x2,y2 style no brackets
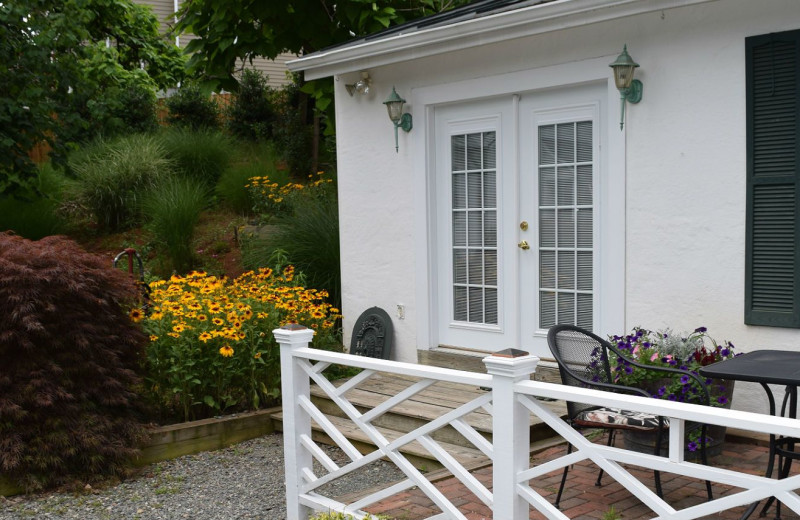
547,324,617,419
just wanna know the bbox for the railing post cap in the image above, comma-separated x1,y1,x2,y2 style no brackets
483,349,539,377
281,323,308,331
273,324,316,346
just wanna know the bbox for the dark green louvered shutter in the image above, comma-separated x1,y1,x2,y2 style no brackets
745,29,800,327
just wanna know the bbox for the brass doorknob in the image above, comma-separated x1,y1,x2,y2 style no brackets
518,240,530,250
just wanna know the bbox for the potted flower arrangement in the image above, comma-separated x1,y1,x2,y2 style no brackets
603,326,738,455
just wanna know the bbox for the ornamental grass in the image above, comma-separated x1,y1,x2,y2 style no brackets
141,267,341,422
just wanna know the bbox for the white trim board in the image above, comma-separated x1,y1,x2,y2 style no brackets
290,0,722,79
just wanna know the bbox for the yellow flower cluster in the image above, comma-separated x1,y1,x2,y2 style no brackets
246,171,333,213
140,267,342,420
146,268,339,354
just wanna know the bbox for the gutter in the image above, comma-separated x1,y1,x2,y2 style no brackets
289,0,720,80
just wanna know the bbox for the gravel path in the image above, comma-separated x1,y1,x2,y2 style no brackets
0,434,405,520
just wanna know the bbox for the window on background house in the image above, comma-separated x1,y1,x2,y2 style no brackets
745,28,800,327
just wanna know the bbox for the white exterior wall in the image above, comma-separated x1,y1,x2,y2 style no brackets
333,0,800,412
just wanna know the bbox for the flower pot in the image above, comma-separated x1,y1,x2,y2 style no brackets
622,379,734,459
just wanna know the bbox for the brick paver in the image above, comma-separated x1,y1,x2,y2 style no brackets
363,437,800,519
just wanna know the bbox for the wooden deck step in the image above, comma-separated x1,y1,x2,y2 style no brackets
309,372,566,448
274,360,568,472
271,411,487,472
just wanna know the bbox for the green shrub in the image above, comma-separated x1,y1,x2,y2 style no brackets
227,68,276,140
272,75,314,177
114,82,159,134
143,177,209,275
274,110,313,177
165,82,220,130
161,128,233,187
68,134,173,231
142,269,340,421
0,163,67,239
0,233,149,491
216,143,287,214
216,162,266,215
242,182,340,308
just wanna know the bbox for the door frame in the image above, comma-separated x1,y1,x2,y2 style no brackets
412,56,627,356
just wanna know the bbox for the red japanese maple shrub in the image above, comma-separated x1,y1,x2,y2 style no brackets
0,233,149,490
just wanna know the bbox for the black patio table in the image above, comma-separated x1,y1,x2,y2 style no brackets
700,350,800,519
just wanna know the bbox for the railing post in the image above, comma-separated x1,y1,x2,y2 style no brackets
484,349,540,520
274,324,316,520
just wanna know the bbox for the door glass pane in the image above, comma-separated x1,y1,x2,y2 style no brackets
451,130,498,325
538,121,593,330
539,167,555,206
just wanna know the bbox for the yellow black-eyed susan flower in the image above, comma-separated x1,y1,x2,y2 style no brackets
129,308,144,323
219,345,234,357
199,332,212,343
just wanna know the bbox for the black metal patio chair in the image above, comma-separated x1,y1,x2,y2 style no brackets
547,324,713,508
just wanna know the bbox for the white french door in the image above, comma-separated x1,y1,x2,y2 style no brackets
433,85,606,357
434,97,516,351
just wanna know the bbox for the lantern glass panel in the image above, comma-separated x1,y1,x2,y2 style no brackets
386,101,403,123
613,65,636,90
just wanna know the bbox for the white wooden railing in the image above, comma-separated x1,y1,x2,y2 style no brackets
275,325,800,520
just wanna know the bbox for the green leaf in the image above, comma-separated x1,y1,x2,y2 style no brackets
203,395,217,408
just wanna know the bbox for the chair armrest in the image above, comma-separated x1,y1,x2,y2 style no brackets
606,341,711,405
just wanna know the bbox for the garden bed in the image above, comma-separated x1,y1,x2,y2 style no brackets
0,407,281,497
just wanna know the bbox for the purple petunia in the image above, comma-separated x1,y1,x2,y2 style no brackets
680,375,690,384
687,441,698,452
694,326,708,333
717,396,728,405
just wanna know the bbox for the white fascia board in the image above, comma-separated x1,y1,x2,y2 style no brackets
289,0,720,80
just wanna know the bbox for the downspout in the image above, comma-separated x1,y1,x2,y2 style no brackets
174,0,180,47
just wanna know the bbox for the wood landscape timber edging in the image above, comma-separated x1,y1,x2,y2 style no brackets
0,407,280,497
135,407,281,466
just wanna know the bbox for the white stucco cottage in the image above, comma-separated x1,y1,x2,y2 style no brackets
289,0,800,414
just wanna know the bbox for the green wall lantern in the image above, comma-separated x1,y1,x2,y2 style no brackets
610,45,643,130
383,86,413,152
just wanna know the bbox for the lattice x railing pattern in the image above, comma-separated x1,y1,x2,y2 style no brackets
275,325,800,520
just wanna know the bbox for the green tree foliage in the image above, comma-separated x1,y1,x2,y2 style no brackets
227,68,275,141
179,0,402,88
175,0,471,91
165,81,221,130
0,0,185,197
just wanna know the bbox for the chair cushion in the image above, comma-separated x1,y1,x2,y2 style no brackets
573,408,668,431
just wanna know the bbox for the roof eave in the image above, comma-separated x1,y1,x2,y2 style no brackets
289,0,720,80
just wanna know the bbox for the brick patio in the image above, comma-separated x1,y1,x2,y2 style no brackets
364,437,800,519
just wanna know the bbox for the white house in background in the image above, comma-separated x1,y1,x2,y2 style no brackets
288,0,800,414
135,0,295,88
